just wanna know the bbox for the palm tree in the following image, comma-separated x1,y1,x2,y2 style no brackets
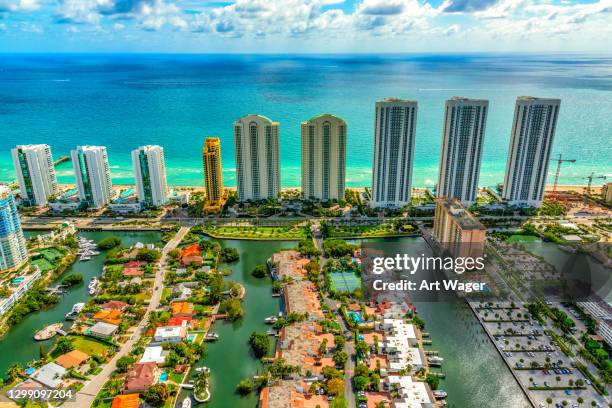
546,397,552,407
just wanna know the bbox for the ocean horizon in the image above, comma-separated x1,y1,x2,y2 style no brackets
1,53,610,188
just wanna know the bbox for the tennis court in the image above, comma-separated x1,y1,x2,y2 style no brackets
329,272,362,293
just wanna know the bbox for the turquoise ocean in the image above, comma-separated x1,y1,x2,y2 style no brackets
0,54,610,188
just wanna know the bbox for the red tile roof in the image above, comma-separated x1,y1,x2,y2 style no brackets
124,362,158,393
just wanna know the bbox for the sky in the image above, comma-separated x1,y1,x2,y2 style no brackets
0,0,610,53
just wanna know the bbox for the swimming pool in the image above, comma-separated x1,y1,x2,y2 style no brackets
159,372,168,382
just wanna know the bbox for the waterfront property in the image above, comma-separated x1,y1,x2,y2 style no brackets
502,97,561,208
11,144,58,207
71,145,113,209
437,97,489,206
202,137,224,209
433,198,486,259
234,114,281,202
370,98,418,209
132,145,169,208
301,113,347,201
0,185,28,272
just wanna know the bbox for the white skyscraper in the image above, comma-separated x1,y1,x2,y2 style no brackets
71,146,113,209
11,144,58,206
437,97,489,205
301,114,347,201
0,185,28,272
503,97,561,207
370,98,417,208
234,114,280,201
132,145,168,207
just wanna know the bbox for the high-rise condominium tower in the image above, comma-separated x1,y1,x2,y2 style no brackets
0,185,28,272
11,144,58,206
71,146,113,209
234,115,280,201
370,98,417,208
502,96,561,207
437,97,489,205
203,138,223,203
132,145,168,207
301,114,347,201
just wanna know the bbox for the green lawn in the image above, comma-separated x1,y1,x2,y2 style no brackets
201,225,308,240
329,224,415,238
71,336,112,356
507,235,541,243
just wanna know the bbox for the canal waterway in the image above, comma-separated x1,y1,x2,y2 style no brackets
0,231,161,377
182,239,295,408
356,236,531,408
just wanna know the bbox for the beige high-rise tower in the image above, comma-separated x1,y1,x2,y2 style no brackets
203,137,223,204
233,115,280,201
301,114,347,201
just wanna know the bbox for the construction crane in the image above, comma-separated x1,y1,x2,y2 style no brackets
583,172,606,205
550,154,576,202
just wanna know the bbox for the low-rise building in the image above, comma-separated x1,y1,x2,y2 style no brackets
55,350,90,369
31,363,67,389
110,393,140,408
124,362,158,394
89,322,119,339
139,346,168,365
153,325,187,344
0,267,42,316
386,375,434,407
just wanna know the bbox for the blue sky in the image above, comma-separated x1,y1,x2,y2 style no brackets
0,0,610,52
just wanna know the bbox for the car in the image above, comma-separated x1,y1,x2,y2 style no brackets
564,389,572,395
357,391,365,397
585,379,591,385
544,382,549,387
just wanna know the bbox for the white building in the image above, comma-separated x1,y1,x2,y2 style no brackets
31,363,67,389
71,146,113,209
139,346,168,365
11,144,58,206
0,186,28,272
386,375,433,408
370,98,418,208
502,96,561,207
233,114,280,201
301,114,347,201
132,145,168,207
437,97,489,205
153,325,187,344
378,319,424,372
0,267,41,315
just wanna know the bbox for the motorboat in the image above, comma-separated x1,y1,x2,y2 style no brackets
204,333,219,341
65,303,85,320
181,397,192,408
264,316,278,324
433,390,448,399
428,356,444,366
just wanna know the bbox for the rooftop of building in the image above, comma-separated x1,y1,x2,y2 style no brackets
378,97,418,104
447,96,489,104
234,114,279,125
437,198,486,231
110,394,140,408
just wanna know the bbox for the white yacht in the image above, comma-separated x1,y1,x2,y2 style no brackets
65,303,85,320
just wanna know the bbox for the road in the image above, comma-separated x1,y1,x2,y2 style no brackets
63,227,190,408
